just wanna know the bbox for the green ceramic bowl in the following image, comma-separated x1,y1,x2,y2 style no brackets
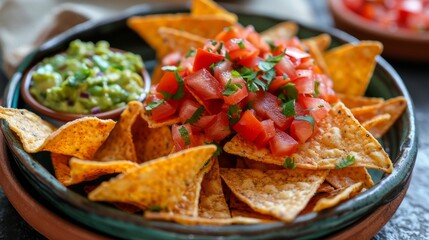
1,3,418,239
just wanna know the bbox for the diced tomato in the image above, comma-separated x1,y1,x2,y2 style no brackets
149,98,178,122
193,48,224,72
193,115,216,130
184,68,223,101
213,60,233,85
238,56,262,69
269,130,298,156
286,47,311,60
298,96,331,123
253,92,292,130
290,119,314,143
275,56,297,80
172,124,194,151
216,26,241,42
245,30,270,53
233,110,265,142
156,71,179,97
178,99,201,123
225,39,260,62
222,77,248,105
205,112,231,141
294,76,315,95
254,119,276,148
269,76,291,92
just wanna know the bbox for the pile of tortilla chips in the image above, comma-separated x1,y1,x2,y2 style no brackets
0,0,408,227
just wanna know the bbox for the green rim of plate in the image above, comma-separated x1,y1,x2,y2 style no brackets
1,3,418,239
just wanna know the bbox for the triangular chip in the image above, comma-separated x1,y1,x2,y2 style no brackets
198,159,231,219
191,0,238,23
326,167,374,190
337,94,384,109
301,36,330,75
224,102,393,172
302,33,331,52
324,41,383,96
0,107,56,152
260,21,298,41
151,65,165,85
220,168,328,222
361,113,391,138
131,115,173,163
88,145,216,210
158,27,207,54
51,153,72,185
144,212,266,225
94,101,142,162
313,182,363,212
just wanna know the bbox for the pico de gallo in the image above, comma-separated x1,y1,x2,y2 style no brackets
144,25,339,157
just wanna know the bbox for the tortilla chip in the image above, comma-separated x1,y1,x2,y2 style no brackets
191,0,238,23
324,41,383,96
302,37,329,75
158,27,207,54
173,159,214,217
362,114,391,138
198,159,231,219
51,153,72,185
337,94,384,109
42,117,115,159
260,21,298,41
317,182,336,193
302,33,331,52
127,14,234,58
144,212,266,225
224,102,393,173
313,182,363,212
229,194,277,221
326,167,374,190
94,101,142,162
151,65,164,85
88,145,216,210
131,116,173,163
0,107,57,152
220,168,328,222
352,96,407,137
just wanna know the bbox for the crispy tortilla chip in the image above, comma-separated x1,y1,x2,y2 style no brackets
198,159,231,219
301,37,329,75
313,182,363,212
261,21,298,41
324,41,383,96
326,167,374,190
173,159,214,216
141,107,181,128
224,102,393,172
131,116,173,163
95,101,142,162
51,153,72,185
302,33,331,52
220,168,328,222
0,107,57,152
191,0,238,23
362,113,391,138
317,182,336,193
43,117,115,159
127,14,234,58
88,145,216,210
352,96,407,137
159,27,207,54
338,94,384,109
144,212,266,225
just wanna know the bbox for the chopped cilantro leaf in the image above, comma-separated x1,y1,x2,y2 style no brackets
225,52,231,60
281,99,296,117
313,81,320,97
227,104,242,125
258,53,284,71
261,68,276,87
184,48,196,58
205,141,223,158
211,40,218,46
231,70,241,77
171,70,185,100
217,42,224,54
278,82,298,101
237,40,245,49
283,157,296,169
145,99,165,112
161,65,183,72
222,79,243,96
178,126,191,146
295,115,315,131
184,106,205,124
335,155,355,169
266,40,277,52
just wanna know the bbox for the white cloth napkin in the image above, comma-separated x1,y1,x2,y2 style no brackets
0,0,314,78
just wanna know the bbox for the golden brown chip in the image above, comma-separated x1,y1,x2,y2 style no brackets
260,21,298,41
51,153,72,185
224,102,393,172
88,145,216,210
191,0,238,23
131,115,173,163
337,94,384,109
220,168,328,222
317,182,336,193
301,37,329,75
324,41,383,96
151,65,165,85
362,114,392,138
127,14,234,58
94,101,142,162
0,107,56,152
43,117,115,159
302,33,331,52
326,167,374,190
144,212,266,225
158,27,207,54
198,159,231,219
173,159,214,217
313,182,363,212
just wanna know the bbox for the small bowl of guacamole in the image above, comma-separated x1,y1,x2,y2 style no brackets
21,40,150,121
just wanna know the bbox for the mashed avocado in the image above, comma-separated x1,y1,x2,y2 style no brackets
30,40,145,114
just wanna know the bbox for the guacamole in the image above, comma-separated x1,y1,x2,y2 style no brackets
30,40,145,114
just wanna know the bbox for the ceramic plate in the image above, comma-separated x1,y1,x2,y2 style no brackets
0,3,418,239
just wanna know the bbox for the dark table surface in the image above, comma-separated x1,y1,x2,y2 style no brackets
0,1,428,239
